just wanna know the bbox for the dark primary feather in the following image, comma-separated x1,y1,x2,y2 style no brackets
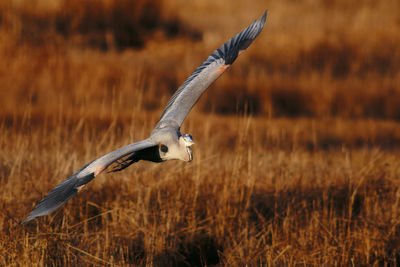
23,172,95,223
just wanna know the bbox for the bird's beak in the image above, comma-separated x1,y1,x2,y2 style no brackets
187,147,193,162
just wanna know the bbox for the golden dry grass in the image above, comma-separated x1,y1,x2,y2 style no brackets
1,0,400,266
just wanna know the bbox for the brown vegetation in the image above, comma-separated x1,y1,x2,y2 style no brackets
1,0,400,265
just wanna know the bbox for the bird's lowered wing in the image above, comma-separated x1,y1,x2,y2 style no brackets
23,139,155,223
154,11,267,130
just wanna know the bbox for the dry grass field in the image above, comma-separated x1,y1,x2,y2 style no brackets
1,0,400,265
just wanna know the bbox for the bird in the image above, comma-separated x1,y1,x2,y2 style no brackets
23,11,267,223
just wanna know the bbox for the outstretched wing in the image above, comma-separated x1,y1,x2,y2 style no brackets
23,139,155,223
154,11,267,130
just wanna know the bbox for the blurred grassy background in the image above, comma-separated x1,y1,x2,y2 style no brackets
1,0,400,265
1,0,400,118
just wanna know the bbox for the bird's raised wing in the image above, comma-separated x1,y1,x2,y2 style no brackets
23,139,155,223
154,11,267,130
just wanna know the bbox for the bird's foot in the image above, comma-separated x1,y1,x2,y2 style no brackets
108,158,135,173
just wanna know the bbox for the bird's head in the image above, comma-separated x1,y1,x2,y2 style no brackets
157,132,194,162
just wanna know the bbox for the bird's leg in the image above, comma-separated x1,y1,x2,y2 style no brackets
108,153,140,173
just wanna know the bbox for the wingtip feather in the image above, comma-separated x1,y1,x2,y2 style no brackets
22,177,79,223
22,172,95,223
256,10,267,30
262,10,268,21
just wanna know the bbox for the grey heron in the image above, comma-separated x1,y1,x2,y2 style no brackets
23,11,267,223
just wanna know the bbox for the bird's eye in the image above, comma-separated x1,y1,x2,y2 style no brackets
160,145,168,153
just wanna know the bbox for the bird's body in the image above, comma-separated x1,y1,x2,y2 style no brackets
23,11,267,223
